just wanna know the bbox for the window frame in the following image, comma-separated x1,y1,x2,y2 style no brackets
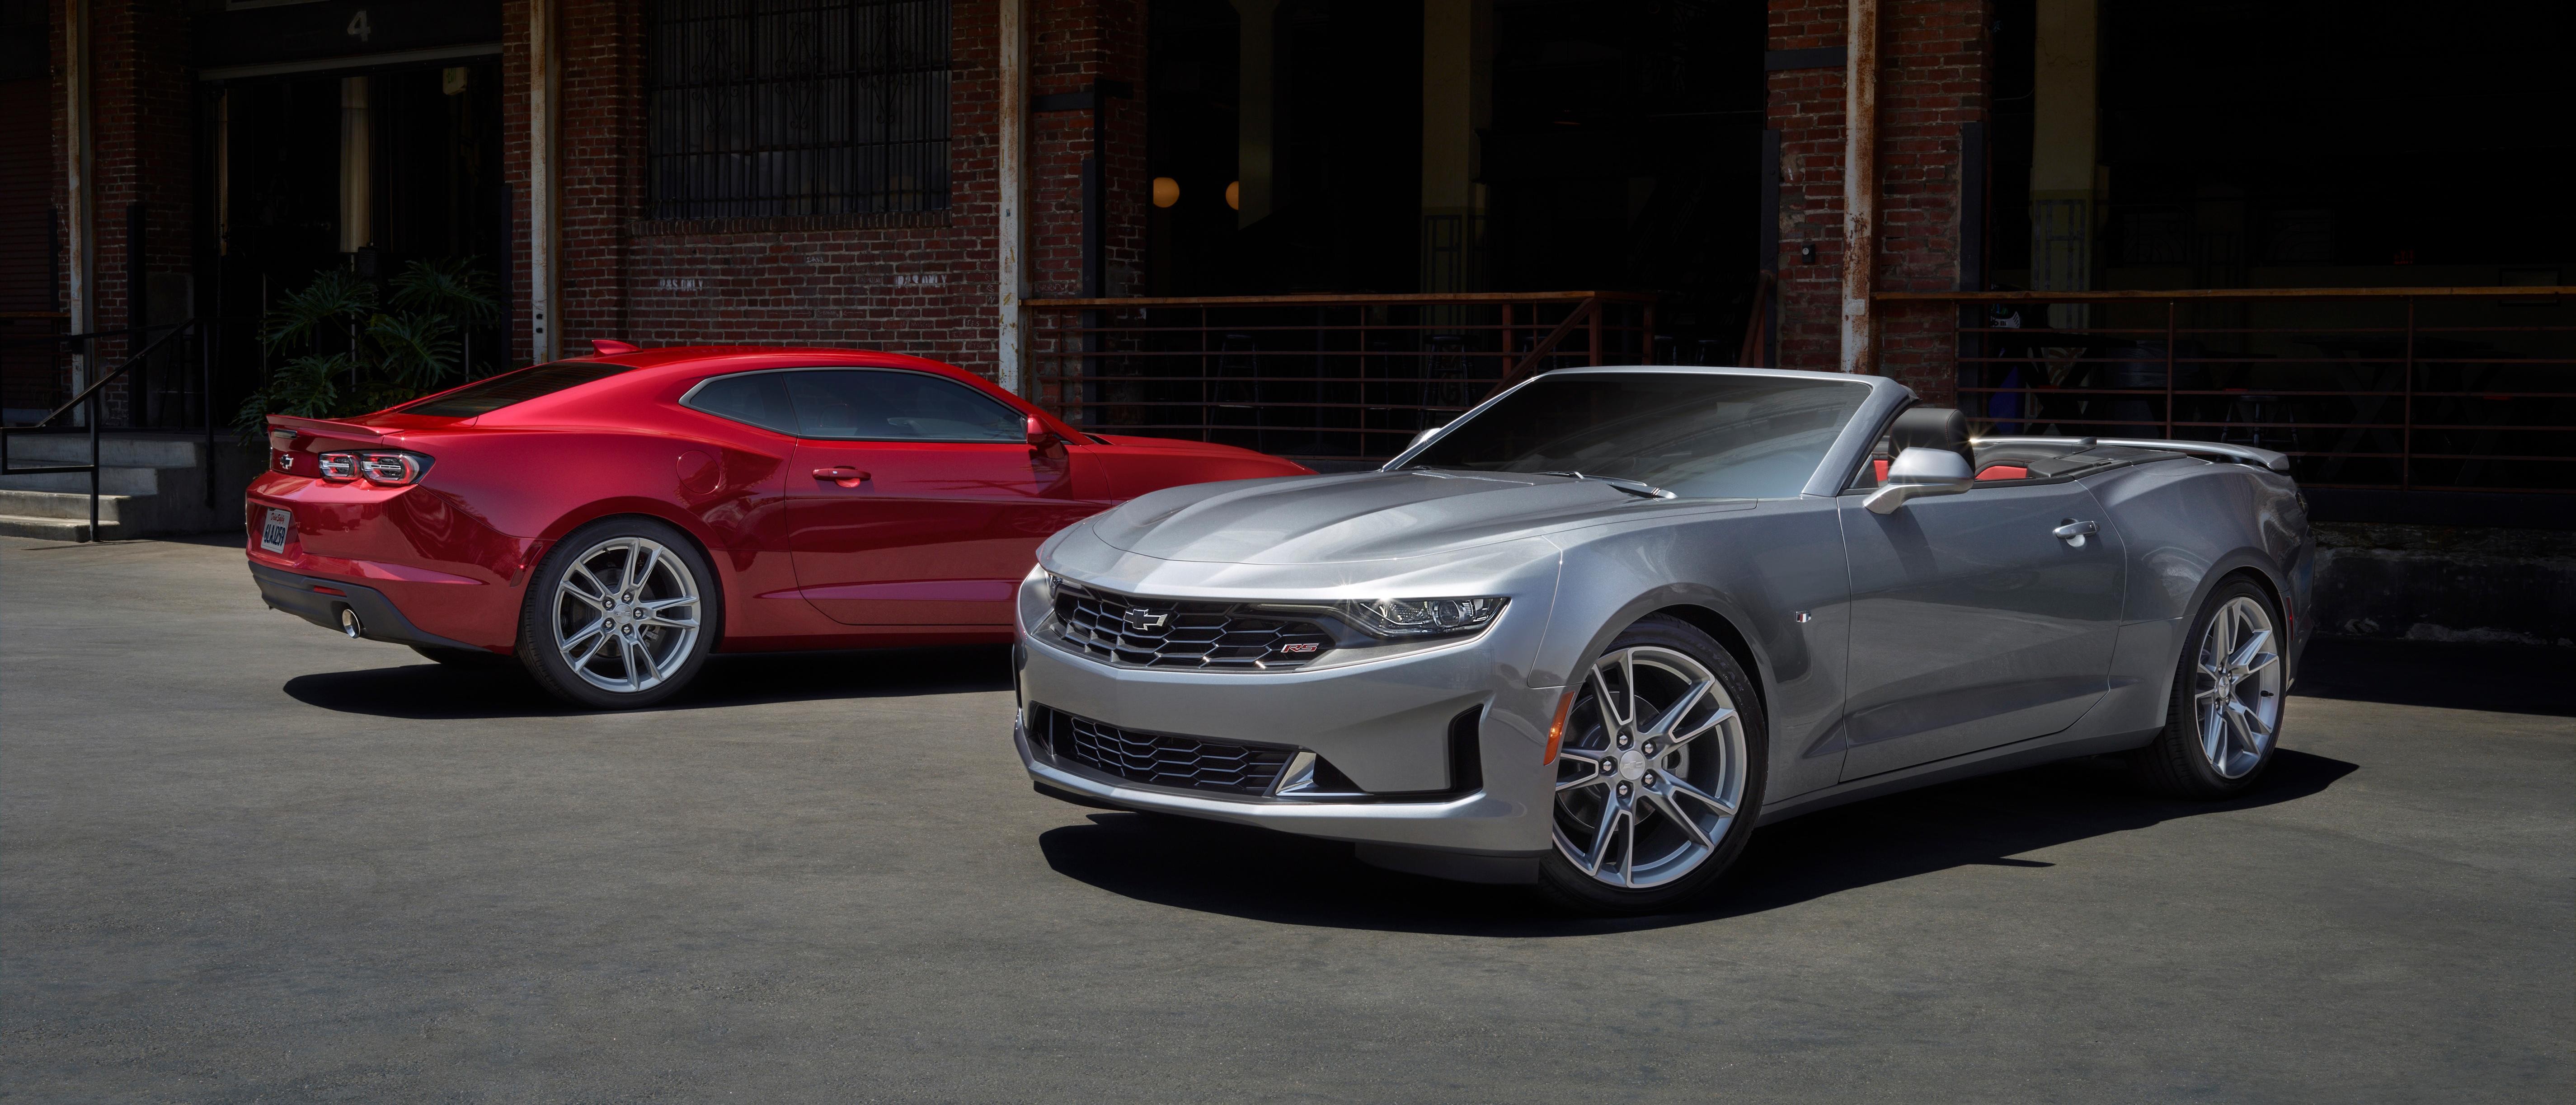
679,367,1031,445
643,0,954,220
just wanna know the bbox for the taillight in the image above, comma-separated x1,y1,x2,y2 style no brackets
316,450,433,484
358,451,432,483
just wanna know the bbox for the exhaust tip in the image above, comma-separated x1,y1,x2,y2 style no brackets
339,607,363,638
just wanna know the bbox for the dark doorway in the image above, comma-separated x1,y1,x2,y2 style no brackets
1141,0,1766,352
204,61,508,423
1146,0,1424,295
1485,0,1764,356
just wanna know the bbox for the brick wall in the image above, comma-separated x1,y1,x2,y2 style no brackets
1767,0,1986,403
51,0,196,421
501,0,1147,386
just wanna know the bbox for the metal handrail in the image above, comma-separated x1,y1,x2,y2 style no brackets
0,319,213,542
1025,292,1659,465
1901,287,2573,494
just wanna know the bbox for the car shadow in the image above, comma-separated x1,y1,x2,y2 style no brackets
281,644,1013,720
1035,749,2358,936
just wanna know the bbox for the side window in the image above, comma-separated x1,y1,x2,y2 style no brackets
781,370,1025,442
682,372,797,433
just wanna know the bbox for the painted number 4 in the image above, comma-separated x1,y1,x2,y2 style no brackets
346,9,372,42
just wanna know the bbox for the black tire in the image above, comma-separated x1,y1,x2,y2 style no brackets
1536,615,1767,916
409,645,513,668
515,516,721,710
2131,576,2285,799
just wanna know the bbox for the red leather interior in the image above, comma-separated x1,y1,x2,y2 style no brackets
1976,465,2029,481
1872,458,1890,482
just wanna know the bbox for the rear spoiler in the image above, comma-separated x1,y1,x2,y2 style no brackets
266,414,393,446
1972,435,2291,474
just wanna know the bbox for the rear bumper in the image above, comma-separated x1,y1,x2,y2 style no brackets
249,562,494,653
244,487,534,649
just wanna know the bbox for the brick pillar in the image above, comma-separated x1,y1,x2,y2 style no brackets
501,0,535,362
1768,0,1986,403
65,0,195,421
1030,0,1146,299
555,0,638,352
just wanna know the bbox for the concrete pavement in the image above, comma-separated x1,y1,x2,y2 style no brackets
4,534,2568,1102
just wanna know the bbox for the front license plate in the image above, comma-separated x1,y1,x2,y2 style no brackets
259,507,291,553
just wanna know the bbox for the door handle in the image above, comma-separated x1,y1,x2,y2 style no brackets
2054,519,2098,548
811,466,870,487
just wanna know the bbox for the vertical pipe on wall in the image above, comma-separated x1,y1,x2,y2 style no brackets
1235,0,1280,228
1839,0,1879,375
528,0,559,361
63,0,92,410
215,89,230,258
338,77,371,253
996,0,1027,394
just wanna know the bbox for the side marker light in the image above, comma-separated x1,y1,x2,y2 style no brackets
1542,688,1577,764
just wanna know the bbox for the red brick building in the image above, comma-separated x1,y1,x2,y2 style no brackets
8,0,2570,494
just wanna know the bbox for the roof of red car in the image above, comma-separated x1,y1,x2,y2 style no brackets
569,345,964,375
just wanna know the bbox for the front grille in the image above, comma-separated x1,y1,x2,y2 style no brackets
1030,705,1294,796
1052,578,1334,670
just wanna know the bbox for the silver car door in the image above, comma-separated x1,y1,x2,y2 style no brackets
1834,479,2126,780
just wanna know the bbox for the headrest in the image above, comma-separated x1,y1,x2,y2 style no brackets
1888,406,1971,464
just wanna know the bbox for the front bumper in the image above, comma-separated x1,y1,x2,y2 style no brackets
1013,626,1562,856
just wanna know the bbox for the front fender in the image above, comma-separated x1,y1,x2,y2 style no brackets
1528,497,1854,802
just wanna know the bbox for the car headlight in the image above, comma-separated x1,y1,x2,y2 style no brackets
1261,597,1506,639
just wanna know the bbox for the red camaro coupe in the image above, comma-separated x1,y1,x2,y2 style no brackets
245,345,1309,707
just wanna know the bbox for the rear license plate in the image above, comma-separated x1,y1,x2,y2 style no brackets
259,507,291,553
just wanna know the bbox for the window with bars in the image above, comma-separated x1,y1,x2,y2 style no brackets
646,0,951,220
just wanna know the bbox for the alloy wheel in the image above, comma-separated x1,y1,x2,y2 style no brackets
550,536,702,695
2193,595,2281,778
1551,646,1748,888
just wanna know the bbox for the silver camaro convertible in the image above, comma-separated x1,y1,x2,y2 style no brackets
1011,365,2313,913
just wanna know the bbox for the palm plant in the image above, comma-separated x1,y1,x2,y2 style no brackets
235,258,502,441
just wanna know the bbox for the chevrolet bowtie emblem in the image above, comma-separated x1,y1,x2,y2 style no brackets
1122,608,1169,632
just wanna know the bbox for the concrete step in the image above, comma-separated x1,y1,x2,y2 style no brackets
0,513,131,542
2,433,207,469
0,466,167,495
0,487,150,524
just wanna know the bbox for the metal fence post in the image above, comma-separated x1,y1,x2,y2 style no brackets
2164,299,2176,439
203,319,218,509
87,385,101,541
2402,297,2415,491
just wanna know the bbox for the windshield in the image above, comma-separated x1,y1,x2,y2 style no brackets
1400,372,1870,498
397,361,639,418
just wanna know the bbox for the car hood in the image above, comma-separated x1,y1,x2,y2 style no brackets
1086,468,1667,564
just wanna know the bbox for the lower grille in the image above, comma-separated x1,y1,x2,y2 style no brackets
1029,704,1293,796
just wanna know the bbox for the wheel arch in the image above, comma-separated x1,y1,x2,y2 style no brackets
1640,602,1771,726
2175,555,2295,677
529,502,734,646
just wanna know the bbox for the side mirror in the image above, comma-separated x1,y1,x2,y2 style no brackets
1025,416,1059,450
1863,447,1974,515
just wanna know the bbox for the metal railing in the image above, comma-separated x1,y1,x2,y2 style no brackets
1025,292,1657,466
0,319,221,540
1877,286,2576,493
